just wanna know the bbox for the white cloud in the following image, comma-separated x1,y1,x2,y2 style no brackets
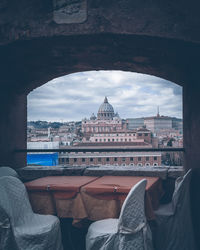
28,70,182,121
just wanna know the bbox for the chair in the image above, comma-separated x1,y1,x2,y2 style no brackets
86,179,154,250
154,169,197,250
0,206,19,250
0,176,63,250
0,166,20,179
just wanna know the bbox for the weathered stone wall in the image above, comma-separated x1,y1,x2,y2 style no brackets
0,92,27,168
0,0,200,45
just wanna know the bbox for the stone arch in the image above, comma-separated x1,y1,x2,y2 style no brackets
0,17,200,173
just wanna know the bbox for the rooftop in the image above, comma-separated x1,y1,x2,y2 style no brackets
72,142,152,147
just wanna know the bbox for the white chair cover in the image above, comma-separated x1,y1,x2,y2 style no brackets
0,206,19,250
0,176,63,250
0,166,20,179
154,169,197,250
86,179,154,250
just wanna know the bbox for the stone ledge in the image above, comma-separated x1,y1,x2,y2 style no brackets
83,166,169,179
17,165,184,181
17,165,86,181
62,166,86,176
168,166,184,178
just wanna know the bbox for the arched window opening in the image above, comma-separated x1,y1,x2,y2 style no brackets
27,70,183,168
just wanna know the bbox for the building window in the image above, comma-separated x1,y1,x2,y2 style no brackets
121,139,123,142
154,156,157,161
153,163,158,166
130,163,134,166
112,139,114,142
138,157,142,161
146,157,149,161
104,139,106,142
129,139,131,142
130,157,134,161
106,158,109,162
90,158,93,162
122,157,126,162
137,163,142,167
145,134,148,136
108,139,110,142
95,139,98,142
122,163,126,166
100,139,102,142
145,163,150,166
98,158,101,162
82,158,85,162
114,157,118,161
125,139,127,142
74,158,77,162
138,133,142,136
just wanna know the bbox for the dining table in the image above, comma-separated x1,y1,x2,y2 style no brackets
25,175,164,223
80,176,164,221
25,176,99,221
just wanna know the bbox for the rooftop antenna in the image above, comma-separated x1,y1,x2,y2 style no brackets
157,106,160,117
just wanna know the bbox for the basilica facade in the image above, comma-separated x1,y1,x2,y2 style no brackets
59,97,161,167
81,97,151,144
82,97,127,134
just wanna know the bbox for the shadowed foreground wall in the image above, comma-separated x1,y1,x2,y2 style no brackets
0,92,27,168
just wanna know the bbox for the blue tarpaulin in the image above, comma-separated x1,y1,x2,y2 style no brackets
27,153,58,166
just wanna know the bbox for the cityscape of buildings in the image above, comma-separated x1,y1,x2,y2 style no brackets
27,97,183,167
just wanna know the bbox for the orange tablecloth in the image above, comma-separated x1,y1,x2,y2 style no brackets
81,176,164,221
25,176,99,219
25,176,163,222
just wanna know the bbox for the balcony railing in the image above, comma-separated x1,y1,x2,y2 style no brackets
15,147,185,153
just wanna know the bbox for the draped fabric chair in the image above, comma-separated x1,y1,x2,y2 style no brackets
0,166,20,179
0,206,19,250
86,179,154,250
154,169,197,250
0,176,63,250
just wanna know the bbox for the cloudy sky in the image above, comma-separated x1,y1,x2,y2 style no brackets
28,71,182,122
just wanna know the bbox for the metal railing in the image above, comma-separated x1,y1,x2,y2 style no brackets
15,147,185,153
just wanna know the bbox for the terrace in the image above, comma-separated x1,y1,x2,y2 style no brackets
14,163,183,250
0,0,200,249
